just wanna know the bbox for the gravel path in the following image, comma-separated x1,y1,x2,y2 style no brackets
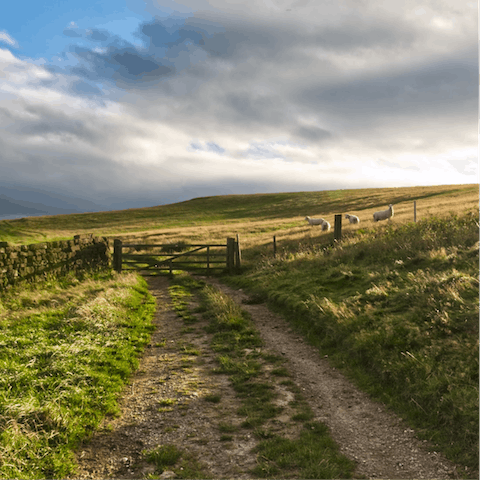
72,275,467,479
208,278,463,480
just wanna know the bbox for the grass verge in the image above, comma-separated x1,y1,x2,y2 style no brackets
0,270,155,478
225,212,479,474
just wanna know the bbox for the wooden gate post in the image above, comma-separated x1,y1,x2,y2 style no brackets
334,215,342,242
113,239,123,273
273,235,277,258
414,201,417,223
235,234,242,271
226,237,235,273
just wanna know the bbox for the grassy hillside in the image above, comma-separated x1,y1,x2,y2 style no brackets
226,211,479,474
0,183,477,245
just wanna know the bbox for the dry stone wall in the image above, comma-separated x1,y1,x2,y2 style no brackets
0,234,111,290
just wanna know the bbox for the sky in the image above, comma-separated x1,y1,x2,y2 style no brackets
0,0,478,211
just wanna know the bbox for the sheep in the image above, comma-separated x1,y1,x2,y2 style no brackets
373,204,394,222
305,216,326,226
321,220,331,231
344,214,360,224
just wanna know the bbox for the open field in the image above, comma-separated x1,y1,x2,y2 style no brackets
0,184,477,246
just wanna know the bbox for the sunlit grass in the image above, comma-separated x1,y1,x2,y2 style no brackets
226,211,479,472
0,184,477,246
0,271,155,478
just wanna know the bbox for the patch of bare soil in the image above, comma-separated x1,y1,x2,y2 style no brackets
72,275,467,480
208,278,465,480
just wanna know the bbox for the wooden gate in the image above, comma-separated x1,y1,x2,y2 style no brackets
113,237,241,275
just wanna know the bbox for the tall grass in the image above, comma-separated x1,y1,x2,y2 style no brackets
226,212,479,473
0,271,155,478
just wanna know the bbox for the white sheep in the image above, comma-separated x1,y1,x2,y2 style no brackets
344,214,360,224
305,216,326,226
321,220,331,231
373,204,394,222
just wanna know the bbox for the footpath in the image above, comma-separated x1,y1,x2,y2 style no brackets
72,275,462,479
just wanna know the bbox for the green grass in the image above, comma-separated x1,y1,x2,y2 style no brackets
0,271,156,479
226,212,479,472
204,394,222,403
252,422,356,478
144,444,210,479
145,444,182,468
218,422,238,433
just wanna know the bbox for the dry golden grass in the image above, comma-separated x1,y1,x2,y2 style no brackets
114,184,478,261
1,184,477,248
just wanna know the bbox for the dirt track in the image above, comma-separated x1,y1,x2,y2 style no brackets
209,278,463,479
72,275,464,479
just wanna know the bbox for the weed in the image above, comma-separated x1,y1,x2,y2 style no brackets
271,366,291,377
145,444,182,470
252,422,356,478
204,394,222,403
218,422,238,433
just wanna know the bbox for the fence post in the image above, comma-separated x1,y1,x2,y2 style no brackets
113,239,122,273
273,235,277,258
414,201,417,223
334,215,342,242
226,237,235,273
235,234,242,271
207,245,210,276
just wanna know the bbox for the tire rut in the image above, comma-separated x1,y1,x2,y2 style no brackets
208,278,463,479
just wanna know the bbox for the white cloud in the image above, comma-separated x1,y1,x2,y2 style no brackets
0,31,18,48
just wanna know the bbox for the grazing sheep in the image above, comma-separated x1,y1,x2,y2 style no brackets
305,216,326,226
321,220,331,231
345,214,360,224
373,204,394,222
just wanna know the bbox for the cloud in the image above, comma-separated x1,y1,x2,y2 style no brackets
0,31,19,48
86,28,110,42
0,0,476,210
